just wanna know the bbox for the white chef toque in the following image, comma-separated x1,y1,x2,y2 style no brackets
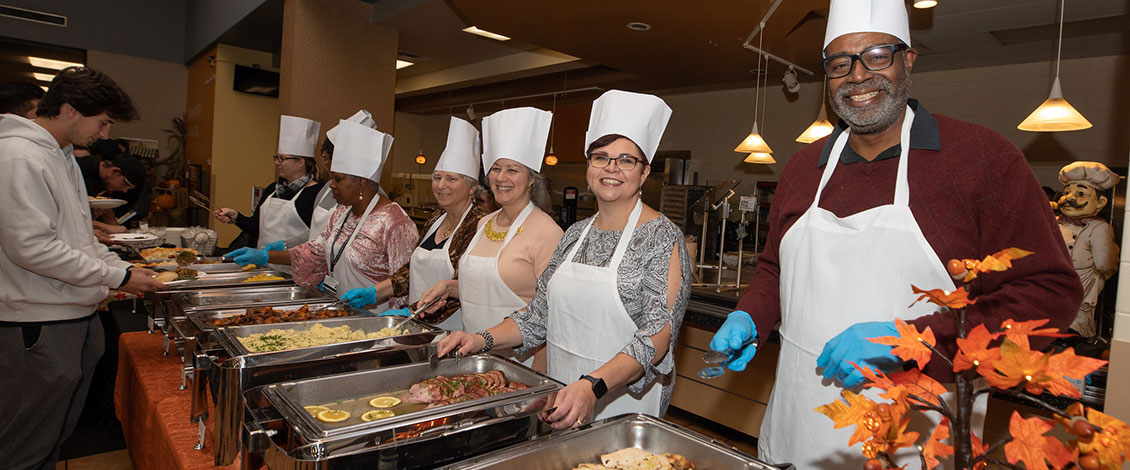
481,107,552,173
823,0,912,52
325,109,376,144
584,90,672,163
277,115,321,158
435,117,481,179
1059,162,1121,191
330,120,394,182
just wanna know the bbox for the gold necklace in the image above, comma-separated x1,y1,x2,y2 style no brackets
484,218,521,242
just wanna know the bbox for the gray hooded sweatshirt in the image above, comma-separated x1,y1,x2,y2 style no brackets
0,114,130,322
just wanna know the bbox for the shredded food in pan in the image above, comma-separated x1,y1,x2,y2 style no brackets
241,273,285,283
237,323,407,352
571,448,695,470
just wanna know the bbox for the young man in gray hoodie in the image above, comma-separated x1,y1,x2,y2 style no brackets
0,67,166,469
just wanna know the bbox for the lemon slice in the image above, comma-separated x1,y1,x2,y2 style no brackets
304,405,329,416
368,396,401,408
316,409,350,423
361,409,395,422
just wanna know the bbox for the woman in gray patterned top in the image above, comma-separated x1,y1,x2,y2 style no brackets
438,90,690,429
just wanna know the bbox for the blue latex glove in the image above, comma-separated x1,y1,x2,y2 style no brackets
378,308,411,317
223,247,268,267
709,311,759,372
340,286,377,308
263,240,286,251
817,321,902,388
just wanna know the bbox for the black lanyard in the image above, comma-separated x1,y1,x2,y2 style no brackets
328,211,359,273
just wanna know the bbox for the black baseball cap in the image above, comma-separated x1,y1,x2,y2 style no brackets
111,154,146,188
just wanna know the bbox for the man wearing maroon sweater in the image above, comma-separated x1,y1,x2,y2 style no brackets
708,0,1082,467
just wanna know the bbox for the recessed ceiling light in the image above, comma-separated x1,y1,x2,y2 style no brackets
627,22,651,31
913,0,937,8
28,56,83,70
396,60,414,69
462,26,510,41
33,72,55,82
40,86,49,92
749,68,766,76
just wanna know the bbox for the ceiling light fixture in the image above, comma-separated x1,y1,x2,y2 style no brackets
782,66,799,93
40,85,49,92
32,72,55,82
462,26,510,41
415,153,426,165
744,152,776,164
626,22,651,31
1018,0,1091,132
736,23,773,156
912,0,937,8
796,78,835,143
545,83,559,167
28,56,83,70
396,60,414,69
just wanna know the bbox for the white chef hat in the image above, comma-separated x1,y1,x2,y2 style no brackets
584,90,672,163
481,107,552,173
325,109,376,144
435,117,481,179
277,115,321,158
823,0,912,52
330,120,394,182
1059,161,1121,191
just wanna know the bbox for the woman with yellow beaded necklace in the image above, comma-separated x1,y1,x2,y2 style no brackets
418,107,562,371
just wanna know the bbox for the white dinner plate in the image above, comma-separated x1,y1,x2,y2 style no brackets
110,233,159,243
89,198,127,209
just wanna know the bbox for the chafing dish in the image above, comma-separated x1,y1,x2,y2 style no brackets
241,354,562,469
153,260,267,273
190,315,444,466
442,413,792,470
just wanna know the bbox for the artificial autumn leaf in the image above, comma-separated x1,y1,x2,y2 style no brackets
1037,348,1108,398
980,338,1053,391
889,369,948,407
1000,318,1071,349
910,285,976,309
870,319,936,370
816,390,881,446
922,418,954,470
1078,407,1130,470
953,324,1002,372
1005,411,1075,470
960,247,1034,282
969,432,988,470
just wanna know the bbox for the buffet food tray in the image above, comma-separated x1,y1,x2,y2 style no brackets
441,413,791,470
161,269,292,289
191,316,444,466
154,261,266,273
241,354,562,469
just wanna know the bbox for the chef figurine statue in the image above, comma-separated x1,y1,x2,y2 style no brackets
1057,161,1121,337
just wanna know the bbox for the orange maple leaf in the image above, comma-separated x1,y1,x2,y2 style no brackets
889,369,948,407
953,324,1002,373
870,318,936,370
961,248,1033,282
1000,318,1071,349
1005,411,1075,470
910,285,976,309
980,338,1053,392
816,390,881,446
1078,407,1130,470
922,418,954,470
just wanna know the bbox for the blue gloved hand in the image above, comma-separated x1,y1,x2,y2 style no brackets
378,308,411,317
264,240,286,251
223,247,268,267
817,321,902,388
709,311,758,372
340,286,377,308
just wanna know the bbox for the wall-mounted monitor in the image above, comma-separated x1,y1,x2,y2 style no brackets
233,65,279,97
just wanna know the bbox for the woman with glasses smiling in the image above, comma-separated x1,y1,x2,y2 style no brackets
214,115,325,250
438,90,691,429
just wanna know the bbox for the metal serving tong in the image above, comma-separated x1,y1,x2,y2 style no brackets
389,295,443,332
188,195,211,212
698,336,759,379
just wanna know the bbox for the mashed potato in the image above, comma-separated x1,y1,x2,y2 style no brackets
237,323,408,352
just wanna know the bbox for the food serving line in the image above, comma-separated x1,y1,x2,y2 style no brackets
117,251,790,469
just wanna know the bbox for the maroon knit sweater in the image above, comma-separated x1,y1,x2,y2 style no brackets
735,112,1083,382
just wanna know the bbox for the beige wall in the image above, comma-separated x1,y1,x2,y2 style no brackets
209,44,281,245
86,50,187,165
1110,144,1130,425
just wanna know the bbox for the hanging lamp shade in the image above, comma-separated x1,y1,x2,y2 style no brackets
796,105,835,143
734,122,774,153
1018,77,1092,132
744,152,776,164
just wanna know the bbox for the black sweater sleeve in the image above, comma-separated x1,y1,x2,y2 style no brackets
234,181,276,241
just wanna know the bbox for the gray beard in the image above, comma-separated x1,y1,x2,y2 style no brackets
829,69,912,135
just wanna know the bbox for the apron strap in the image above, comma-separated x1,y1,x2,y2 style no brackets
419,202,474,249
499,201,535,249
812,105,916,209
326,194,380,273
565,199,644,267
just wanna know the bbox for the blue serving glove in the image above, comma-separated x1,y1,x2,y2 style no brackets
817,321,902,388
263,240,286,251
378,308,411,317
709,310,759,372
223,247,268,267
340,286,378,308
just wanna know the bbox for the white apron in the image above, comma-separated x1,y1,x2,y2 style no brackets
458,202,537,366
323,196,388,314
408,203,473,331
759,106,986,468
258,183,313,249
307,184,336,242
546,200,663,421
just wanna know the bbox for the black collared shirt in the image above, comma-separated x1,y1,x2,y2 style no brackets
817,98,942,167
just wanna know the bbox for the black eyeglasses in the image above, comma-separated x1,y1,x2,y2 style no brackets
822,43,909,79
272,155,304,163
587,152,643,171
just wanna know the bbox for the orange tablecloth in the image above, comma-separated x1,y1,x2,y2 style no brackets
114,331,240,470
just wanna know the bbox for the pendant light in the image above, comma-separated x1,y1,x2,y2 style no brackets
796,78,835,143
735,24,773,154
1018,0,1091,132
545,88,559,166
744,152,776,164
